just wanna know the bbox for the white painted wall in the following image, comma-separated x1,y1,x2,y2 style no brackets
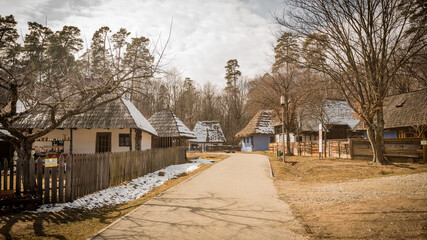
275,133,296,143
32,128,152,154
141,131,151,151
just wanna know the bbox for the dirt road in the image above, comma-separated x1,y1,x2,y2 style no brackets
92,154,306,239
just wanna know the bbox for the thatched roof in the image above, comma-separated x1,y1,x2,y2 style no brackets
14,98,158,135
235,110,275,138
148,109,195,139
354,89,427,130
190,121,226,143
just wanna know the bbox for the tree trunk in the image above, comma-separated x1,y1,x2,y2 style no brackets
366,112,389,165
366,125,378,163
286,130,292,156
372,109,389,165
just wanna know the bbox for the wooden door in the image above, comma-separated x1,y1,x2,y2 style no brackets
96,132,111,153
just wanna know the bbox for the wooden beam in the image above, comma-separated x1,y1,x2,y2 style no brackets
129,128,132,151
70,129,73,155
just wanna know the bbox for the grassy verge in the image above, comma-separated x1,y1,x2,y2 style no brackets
264,151,427,183
0,153,227,240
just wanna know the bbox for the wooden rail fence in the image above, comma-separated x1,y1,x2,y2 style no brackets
269,138,423,161
1,147,186,205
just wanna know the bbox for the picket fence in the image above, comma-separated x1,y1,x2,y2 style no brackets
0,147,186,205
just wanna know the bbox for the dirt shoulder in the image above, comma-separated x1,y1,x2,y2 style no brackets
264,152,427,239
0,153,228,240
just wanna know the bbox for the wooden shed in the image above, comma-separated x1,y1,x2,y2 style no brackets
148,109,195,148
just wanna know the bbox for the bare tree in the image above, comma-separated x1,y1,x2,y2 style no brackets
276,0,427,164
0,16,165,168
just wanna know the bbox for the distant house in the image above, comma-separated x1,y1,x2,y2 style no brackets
148,109,195,148
189,121,226,152
273,99,359,143
235,110,275,152
353,89,427,139
14,98,157,155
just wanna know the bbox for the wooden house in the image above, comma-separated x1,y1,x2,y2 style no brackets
148,109,195,148
14,98,157,155
235,110,275,152
189,121,226,152
273,99,359,143
353,89,427,138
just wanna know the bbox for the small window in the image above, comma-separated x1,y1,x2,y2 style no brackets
119,134,130,147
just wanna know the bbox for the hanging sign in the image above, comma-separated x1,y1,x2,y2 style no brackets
45,158,58,168
319,123,323,153
421,140,427,145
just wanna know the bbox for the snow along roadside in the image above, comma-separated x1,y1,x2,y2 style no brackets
34,159,215,213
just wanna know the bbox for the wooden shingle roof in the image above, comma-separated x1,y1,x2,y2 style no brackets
235,110,275,138
354,89,427,130
190,121,226,143
148,109,195,139
14,98,158,135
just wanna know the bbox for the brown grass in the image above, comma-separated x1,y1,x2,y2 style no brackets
262,151,427,239
264,151,427,183
0,153,227,240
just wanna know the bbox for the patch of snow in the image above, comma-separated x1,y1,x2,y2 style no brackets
172,112,195,138
122,98,158,136
255,110,274,135
33,159,214,213
0,129,11,138
190,158,215,164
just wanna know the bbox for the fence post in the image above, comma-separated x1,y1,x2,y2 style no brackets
52,161,57,204
29,157,35,193
59,155,64,202
9,159,14,191
36,158,43,200
65,155,72,202
2,161,7,190
15,158,21,196
44,167,50,204
349,139,354,159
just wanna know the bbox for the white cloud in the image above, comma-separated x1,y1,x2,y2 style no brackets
1,0,281,87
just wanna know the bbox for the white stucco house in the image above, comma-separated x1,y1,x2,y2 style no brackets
15,98,157,155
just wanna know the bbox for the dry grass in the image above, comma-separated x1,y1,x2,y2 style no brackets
262,151,427,239
0,153,227,240
263,151,427,183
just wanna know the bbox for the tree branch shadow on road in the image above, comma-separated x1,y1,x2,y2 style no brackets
0,203,137,240
93,192,303,240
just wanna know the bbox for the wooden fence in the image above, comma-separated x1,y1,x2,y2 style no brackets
350,138,423,160
269,140,350,158
269,138,423,161
1,147,186,205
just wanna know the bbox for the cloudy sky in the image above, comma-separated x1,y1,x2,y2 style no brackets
1,0,284,87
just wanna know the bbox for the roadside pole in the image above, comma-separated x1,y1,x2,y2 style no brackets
281,96,286,163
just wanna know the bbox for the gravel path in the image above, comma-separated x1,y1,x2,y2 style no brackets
92,154,306,240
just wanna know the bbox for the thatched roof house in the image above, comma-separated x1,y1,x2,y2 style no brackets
235,110,275,138
148,109,195,148
13,98,157,154
236,110,275,152
191,121,226,143
354,89,427,138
